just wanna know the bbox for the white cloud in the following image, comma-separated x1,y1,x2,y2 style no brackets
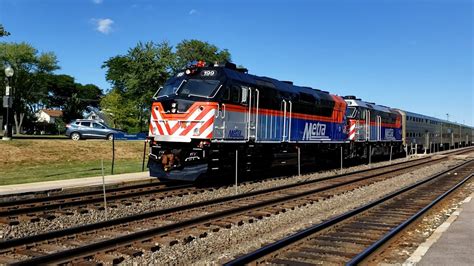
189,9,197,15
92,18,114,34
92,0,103,4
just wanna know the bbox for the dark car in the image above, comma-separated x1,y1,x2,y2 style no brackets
66,119,124,140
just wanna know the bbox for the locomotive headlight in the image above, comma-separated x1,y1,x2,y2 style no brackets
185,69,191,75
171,108,177,113
171,103,177,108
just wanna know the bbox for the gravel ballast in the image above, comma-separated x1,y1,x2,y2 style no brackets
126,158,468,265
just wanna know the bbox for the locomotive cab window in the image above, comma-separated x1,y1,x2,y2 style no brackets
221,85,231,101
177,79,220,98
230,85,241,103
346,107,357,118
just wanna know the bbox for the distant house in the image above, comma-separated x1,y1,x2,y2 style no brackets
84,106,112,126
36,109,63,124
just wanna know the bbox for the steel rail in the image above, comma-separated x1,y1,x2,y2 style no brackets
0,183,194,217
0,154,440,251
347,172,474,265
0,181,174,207
224,159,473,265
5,156,461,265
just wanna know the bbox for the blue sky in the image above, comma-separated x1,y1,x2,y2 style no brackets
1,0,472,125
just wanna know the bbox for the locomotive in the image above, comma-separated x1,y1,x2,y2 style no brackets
147,61,471,182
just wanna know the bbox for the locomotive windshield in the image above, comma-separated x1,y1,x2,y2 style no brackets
177,79,220,98
346,107,357,118
157,77,220,99
157,76,185,98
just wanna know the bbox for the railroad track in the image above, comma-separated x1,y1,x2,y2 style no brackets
0,181,197,225
1,147,470,226
225,159,474,265
1,148,471,264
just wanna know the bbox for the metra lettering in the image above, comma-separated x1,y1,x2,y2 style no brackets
228,129,243,138
302,122,327,140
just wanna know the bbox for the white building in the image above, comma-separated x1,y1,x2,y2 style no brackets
36,109,63,124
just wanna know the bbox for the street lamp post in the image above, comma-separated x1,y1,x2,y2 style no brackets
3,66,14,141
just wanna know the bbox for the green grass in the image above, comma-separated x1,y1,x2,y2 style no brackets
0,159,145,185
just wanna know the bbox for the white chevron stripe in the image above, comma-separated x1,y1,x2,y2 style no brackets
184,110,215,137
172,108,209,136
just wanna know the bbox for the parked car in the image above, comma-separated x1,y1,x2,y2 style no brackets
66,119,124,141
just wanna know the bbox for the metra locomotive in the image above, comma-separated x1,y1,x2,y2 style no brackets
147,62,473,181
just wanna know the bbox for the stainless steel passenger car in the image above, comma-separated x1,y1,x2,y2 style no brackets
395,110,473,153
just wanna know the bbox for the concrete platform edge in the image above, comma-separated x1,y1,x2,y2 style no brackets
403,193,474,265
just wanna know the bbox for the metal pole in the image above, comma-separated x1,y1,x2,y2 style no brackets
297,146,301,176
340,146,343,172
389,145,393,163
368,145,372,167
3,77,12,140
111,133,115,175
142,139,147,172
101,159,108,220
235,149,238,194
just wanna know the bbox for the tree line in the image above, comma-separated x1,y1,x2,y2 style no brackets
1,23,232,134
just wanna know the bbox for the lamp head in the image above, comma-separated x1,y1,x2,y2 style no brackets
4,66,14,77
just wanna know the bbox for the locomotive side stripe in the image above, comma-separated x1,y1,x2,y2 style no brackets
224,104,344,124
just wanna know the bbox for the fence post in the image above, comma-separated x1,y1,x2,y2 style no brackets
297,146,301,176
369,145,372,167
235,149,238,194
101,159,108,220
340,146,343,172
142,139,147,172
389,145,393,164
111,133,115,175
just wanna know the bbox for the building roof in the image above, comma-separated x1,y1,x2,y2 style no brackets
41,109,63,117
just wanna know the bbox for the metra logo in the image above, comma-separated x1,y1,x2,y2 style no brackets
303,122,327,140
228,129,243,138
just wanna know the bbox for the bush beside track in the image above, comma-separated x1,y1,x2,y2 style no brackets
0,139,145,185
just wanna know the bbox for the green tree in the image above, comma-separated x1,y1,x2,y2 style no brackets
102,39,232,132
0,24,10,37
43,74,102,122
103,41,175,132
100,88,137,131
175,39,231,70
0,42,59,133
